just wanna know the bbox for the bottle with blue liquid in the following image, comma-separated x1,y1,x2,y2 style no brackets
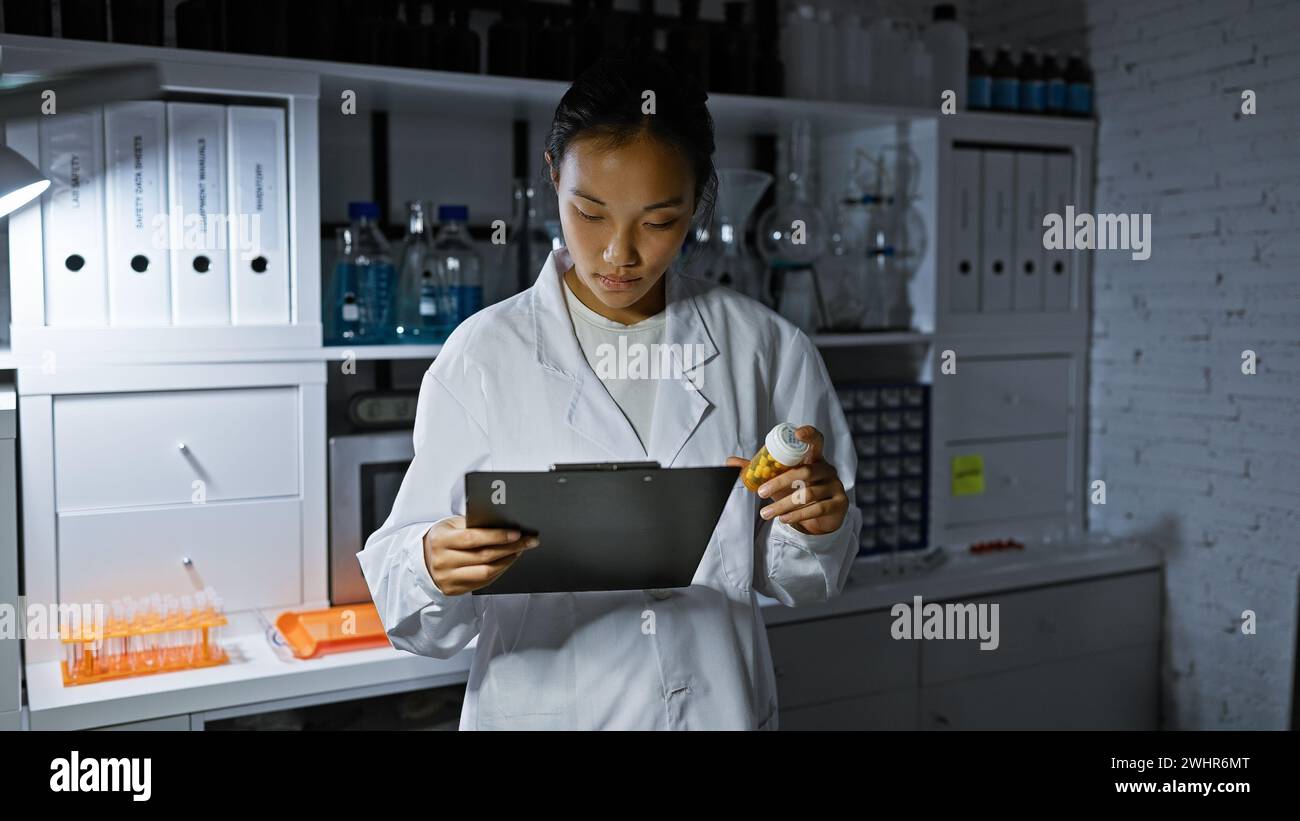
349,202,397,343
432,204,483,335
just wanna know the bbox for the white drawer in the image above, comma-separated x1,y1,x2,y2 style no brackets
57,497,301,613
54,386,299,512
943,437,1070,525
940,356,1073,441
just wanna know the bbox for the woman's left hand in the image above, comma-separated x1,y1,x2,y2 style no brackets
726,425,850,536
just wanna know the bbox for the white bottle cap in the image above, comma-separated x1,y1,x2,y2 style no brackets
765,423,810,467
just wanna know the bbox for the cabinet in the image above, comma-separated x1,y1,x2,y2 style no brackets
769,569,1160,730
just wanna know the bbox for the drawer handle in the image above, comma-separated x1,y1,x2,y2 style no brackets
177,442,188,452
182,557,193,567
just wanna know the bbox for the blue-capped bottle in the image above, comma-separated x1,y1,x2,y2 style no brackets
991,45,1019,111
432,204,483,331
348,201,397,343
1044,50,1067,114
967,43,991,110
1018,48,1045,113
1065,51,1093,117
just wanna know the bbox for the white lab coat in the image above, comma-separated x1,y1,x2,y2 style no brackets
358,246,861,730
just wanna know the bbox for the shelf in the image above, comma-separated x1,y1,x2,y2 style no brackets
0,33,940,133
810,331,933,348
322,344,442,361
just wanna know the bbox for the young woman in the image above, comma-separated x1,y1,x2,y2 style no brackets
359,56,862,730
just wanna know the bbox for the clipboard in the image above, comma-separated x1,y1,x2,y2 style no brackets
464,461,738,595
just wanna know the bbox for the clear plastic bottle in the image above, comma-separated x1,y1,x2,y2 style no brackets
923,3,968,109
742,423,811,493
349,201,397,343
432,205,483,332
395,200,440,342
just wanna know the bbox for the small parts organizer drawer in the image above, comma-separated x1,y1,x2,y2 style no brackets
942,356,1073,441
53,386,300,512
836,382,930,555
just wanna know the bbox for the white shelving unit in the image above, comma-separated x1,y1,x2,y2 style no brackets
1,32,1103,730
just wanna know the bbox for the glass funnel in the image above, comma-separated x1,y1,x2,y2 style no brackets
701,168,773,303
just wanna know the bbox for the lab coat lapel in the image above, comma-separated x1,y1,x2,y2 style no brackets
531,248,719,466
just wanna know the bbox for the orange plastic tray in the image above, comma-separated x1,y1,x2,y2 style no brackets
275,603,391,659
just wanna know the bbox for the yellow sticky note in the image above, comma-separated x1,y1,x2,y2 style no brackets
951,454,985,496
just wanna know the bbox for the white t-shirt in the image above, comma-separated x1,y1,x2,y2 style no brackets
562,274,667,452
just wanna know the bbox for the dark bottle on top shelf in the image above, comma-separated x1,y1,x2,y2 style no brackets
627,0,660,59
990,45,1019,111
449,0,481,74
111,0,163,46
392,0,423,68
576,0,627,76
537,7,576,81
2,0,53,36
967,44,991,110
487,2,529,77
60,0,107,41
1044,50,1066,114
225,0,289,57
361,0,399,66
176,0,223,51
752,0,784,98
1065,51,1093,117
287,0,343,60
667,0,710,91
713,1,755,95
1018,48,1045,113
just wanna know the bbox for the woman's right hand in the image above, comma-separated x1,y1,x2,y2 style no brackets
423,516,539,596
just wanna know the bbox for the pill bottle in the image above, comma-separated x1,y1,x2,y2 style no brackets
742,423,810,493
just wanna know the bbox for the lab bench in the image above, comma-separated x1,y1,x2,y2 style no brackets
20,539,1160,731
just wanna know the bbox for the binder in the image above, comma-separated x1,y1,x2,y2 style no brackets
38,109,108,326
166,102,230,325
979,150,1014,313
465,461,737,595
227,105,290,325
1042,153,1074,311
949,148,981,313
104,101,171,326
1013,151,1046,312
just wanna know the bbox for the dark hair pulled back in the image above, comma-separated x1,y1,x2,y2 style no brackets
545,55,718,233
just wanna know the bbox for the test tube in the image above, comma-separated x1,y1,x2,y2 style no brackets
109,599,125,673
208,589,224,659
180,594,196,664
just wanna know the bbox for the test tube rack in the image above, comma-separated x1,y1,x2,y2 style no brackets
58,590,230,686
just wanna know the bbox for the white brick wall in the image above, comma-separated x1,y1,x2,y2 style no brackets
962,0,1300,729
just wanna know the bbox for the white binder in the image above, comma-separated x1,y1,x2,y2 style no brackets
38,109,108,326
227,105,290,325
949,148,981,313
166,102,230,325
978,150,1015,313
1042,153,1074,311
1013,151,1046,312
104,101,171,326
